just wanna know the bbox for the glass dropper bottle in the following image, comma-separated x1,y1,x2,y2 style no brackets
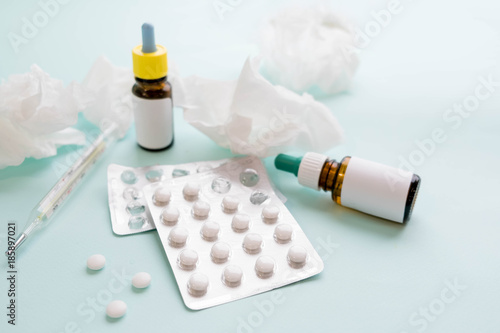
275,152,421,223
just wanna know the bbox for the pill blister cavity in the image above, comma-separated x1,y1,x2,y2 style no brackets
287,246,308,268
274,224,293,244
201,221,220,241
262,205,280,224
126,200,146,215
172,169,190,178
187,273,209,297
153,187,171,206
132,272,151,289
231,214,250,233
192,200,211,220
183,182,200,201
222,195,239,213
123,187,142,200
145,169,164,182
211,177,231,194
161,206,180,226
197,165,211,173
120,170,137,184
178,249,199,270
250,190,269,205
222,265,243,287
255,256,275,279
243,233,263,254
210,242,231,263
168,227,189,248
128,215,147,229
239,168,259,187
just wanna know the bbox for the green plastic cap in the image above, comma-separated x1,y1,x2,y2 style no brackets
274,154,302,177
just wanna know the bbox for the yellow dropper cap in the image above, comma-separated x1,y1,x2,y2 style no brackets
132,23,168,80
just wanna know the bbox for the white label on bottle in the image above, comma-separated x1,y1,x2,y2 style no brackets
340,157,413,223
132,95,173,150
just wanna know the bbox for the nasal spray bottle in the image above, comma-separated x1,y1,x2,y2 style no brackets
275,153,421,223
132,23,173,150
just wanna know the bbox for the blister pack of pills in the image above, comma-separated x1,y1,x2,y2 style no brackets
142,156,324,310
107,159,228,235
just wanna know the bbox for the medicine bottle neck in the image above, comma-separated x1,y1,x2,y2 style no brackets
318,157,351,204
134,76,168,90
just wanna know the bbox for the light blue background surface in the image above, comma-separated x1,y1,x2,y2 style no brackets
1,0,500,332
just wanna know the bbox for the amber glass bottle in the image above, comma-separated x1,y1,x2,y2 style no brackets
131,23,174,150
275,152,421,223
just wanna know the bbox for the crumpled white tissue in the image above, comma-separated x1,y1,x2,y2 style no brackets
177,57,343,157
81,57,135,139
0,65,87,169
259,5,359,95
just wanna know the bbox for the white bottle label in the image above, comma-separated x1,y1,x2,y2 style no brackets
340,157,413,223
132,95,173,150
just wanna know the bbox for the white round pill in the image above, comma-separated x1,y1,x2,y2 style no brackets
178,249,199,270
187,273,209,297
210,242,231,263
153,187,171,206
287,246,308,268
255,256,275,279
222,195,239,213
231,214,250,233
161,206,180,226
87,254,106,270
222,265,243,287
183,182,200,200
132,272,151,288
274,224,293,244
262,205,280,224
192,200,211,219
168,227,189,248
200,221,220,241
106,300,127,318
242,233,263,254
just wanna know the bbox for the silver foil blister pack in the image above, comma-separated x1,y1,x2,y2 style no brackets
107,160,228,235
142,156,324,310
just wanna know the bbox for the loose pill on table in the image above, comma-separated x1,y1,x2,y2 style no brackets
187,273,209,297
231,214,250,233
183,182,200,200
161,206,180,226
192,200,211,219
168,227,189,248
210,242,231,263
132,272,151,288
262,205,280,224
287,246,308,268
274,224,293,244
200,221,220,241
153,187,171,206
106,300,127,319
222,195,239,213
222,265,243,287
255,256,275,279
178,249,199,270
242,233,263,254
87,254,106,270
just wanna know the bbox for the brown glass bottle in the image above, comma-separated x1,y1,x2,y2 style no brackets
275,152,421,223
318,156,420,223
131,76,174,150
